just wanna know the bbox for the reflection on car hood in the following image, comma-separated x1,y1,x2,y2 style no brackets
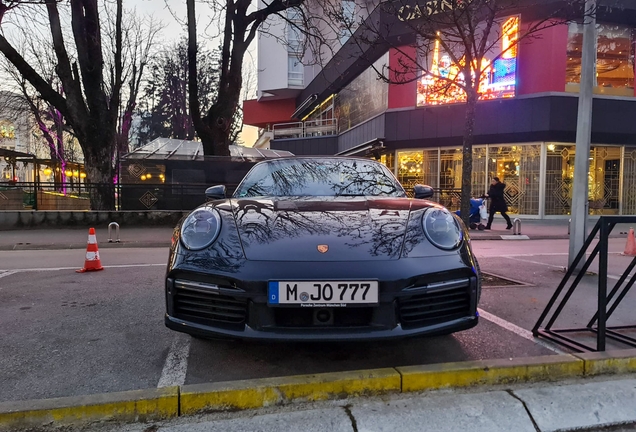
232,197,431,261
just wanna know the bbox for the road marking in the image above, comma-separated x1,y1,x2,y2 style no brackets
0,263,165,272
504,256,564,269
503,256,633,281
158,333,191,388
0,270,17,280
478,308,567,354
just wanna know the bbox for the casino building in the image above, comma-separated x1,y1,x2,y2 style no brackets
243,1,636,217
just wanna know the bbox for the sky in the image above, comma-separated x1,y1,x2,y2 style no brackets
128,0,259,146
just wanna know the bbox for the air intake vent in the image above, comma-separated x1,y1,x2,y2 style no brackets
173,281,247,329
398,283,471,329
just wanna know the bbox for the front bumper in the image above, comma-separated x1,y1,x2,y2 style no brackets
165,313,478,342
165,256,480,342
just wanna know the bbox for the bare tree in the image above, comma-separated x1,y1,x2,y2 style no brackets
186,0,314,156
0,0,160,209
137,38,228,144
103,8,162,157
1,34,69,186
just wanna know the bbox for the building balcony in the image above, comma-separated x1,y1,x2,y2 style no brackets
272,118,338,139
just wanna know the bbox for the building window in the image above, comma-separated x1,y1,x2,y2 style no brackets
623,146,636,215
286,8,304,87
288,56,304,86
334,52,389,132
487,145,541,215
545,144,623,215
566,23,635,96
393,144,540,215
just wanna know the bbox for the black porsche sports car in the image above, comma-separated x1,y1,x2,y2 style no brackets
165,157,481,341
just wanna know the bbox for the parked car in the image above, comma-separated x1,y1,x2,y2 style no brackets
164,156,481,341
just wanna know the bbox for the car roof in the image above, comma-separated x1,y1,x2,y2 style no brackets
254,156,379,163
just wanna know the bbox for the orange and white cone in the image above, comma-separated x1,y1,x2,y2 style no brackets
76,227,104,273
623,228,636,257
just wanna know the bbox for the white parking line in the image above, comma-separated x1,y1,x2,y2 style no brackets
504,256,565,269
503,256,633,281
0,271,18,282
157,333,192,388
478,308,566,355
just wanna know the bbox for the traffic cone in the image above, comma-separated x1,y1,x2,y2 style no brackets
76,228,104,273
623,228,636,257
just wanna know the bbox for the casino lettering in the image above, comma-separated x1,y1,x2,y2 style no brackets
397,0,454,21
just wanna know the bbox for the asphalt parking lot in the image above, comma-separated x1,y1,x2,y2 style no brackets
1,238,634,403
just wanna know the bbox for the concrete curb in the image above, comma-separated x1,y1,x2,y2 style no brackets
180,368,401,414
4,352,636,430
0,386,179,431
398,355,584,392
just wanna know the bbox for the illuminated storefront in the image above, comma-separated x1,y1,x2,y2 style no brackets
394,143,636,217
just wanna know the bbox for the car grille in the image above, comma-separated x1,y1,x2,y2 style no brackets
398,281,471,329
173,281,247,329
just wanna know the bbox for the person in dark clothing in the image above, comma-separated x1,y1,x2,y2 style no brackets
483,177,512,230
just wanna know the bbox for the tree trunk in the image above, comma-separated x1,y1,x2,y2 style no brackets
201,104,234,156
77,122,117,210
460,88,478,228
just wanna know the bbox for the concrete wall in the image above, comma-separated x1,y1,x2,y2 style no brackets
0,211,187,230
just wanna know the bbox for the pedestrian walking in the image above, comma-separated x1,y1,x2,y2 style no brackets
483,177,512,230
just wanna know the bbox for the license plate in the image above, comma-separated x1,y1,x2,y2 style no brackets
268,281,378,307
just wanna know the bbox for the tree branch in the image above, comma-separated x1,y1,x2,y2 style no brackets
0,32,69,118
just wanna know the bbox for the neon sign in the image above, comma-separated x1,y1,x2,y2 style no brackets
416,16,519,106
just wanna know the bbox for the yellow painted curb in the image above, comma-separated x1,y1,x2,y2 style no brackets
0,386,179,431
180,368,401,415
574,349,636,376
397,355,584,392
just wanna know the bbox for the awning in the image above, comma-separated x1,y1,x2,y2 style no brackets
336,138,386,158
0,148,36,160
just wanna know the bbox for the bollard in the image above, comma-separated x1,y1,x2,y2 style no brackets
108,222,120,243
568,218,571,235
513,218,521,235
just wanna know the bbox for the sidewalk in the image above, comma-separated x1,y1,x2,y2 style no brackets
0,218,633,250
7,364,636,432
24,374,636,432
0,226,174,250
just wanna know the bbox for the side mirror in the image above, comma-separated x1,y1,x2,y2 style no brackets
413,184,434,199
205,185,226,200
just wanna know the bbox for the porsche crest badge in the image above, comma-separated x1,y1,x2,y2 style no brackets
317,245,329,253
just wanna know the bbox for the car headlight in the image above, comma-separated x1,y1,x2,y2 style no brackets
180,206,222,250
422,207,463,250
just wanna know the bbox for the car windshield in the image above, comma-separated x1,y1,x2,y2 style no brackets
233,158,406,198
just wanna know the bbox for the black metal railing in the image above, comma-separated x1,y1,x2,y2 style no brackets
533,216,636,352
0,181,238,211
1,182,470,212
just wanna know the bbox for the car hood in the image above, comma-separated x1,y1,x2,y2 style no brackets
232,197,431,261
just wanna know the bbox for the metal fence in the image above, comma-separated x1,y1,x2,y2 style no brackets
533,216,636,352
0,181,466,212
